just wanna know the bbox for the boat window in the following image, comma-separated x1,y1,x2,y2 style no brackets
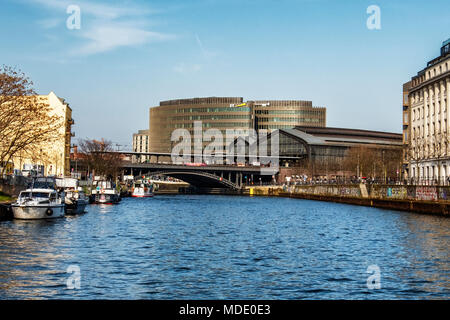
98,181,111,189
33,179,55,189
31,192,50,198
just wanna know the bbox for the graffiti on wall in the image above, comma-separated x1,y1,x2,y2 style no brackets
290,185,448,201
415,186,438,201
370,186,407,199
339,186,360,197
407,186,416,199
439,187,448,200
387,187,407,199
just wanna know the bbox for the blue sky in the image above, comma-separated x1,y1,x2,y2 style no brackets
1,0,449,149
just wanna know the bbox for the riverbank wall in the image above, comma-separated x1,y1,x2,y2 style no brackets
243,185,450,216
0,203,12,221
0,176,28,197
0,177,26,221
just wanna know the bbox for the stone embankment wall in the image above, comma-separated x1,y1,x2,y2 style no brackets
367,185,449,201
246,184,450,201
0,176,29,197
245,185,450,216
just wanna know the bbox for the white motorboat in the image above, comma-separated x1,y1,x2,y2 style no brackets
11,188,65,220
90,180,121,204
132,180,154,198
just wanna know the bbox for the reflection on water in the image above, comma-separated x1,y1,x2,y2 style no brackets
0,195,449,299
0,220,73,299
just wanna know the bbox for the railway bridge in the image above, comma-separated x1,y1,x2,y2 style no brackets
121,163,276,190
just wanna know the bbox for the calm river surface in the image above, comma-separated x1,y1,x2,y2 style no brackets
0,195,449,299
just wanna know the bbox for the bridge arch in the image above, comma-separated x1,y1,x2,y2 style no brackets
150,171,240,190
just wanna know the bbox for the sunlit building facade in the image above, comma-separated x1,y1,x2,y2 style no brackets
12,92,73,177
132,129,150,163
408,38,450,184
402,80,412,179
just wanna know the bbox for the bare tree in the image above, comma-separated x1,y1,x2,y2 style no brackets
343,146,402,181
343,146,377,178
0,66,62,175
78,138,122,180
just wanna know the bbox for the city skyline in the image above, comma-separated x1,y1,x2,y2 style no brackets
1,0,449,148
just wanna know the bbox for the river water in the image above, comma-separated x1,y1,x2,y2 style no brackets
0,195,448,299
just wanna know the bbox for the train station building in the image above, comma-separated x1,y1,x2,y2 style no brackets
232,126,403,181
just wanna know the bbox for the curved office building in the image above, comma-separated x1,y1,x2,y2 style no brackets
251,100,326,132
149,97,326,153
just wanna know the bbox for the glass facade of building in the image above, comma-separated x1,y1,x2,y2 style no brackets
251,100,326,132
149,97,251,153
149,97,326,153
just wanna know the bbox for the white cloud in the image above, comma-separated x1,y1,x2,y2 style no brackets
37,17,62,29
27,0,172,56
74,24,174,56
173,63,202,74
29,0,157,19
195,34,218,59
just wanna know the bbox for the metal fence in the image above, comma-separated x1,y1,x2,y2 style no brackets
407,177,450,186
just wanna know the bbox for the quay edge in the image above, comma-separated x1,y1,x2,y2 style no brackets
243,186,450,217
0,202,13,221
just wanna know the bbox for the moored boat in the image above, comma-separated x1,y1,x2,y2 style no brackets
11,188,65,220
56,178,88,215
90,180,121,204
131,179,154,198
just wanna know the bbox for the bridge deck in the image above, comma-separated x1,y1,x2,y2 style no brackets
122,162,268,173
